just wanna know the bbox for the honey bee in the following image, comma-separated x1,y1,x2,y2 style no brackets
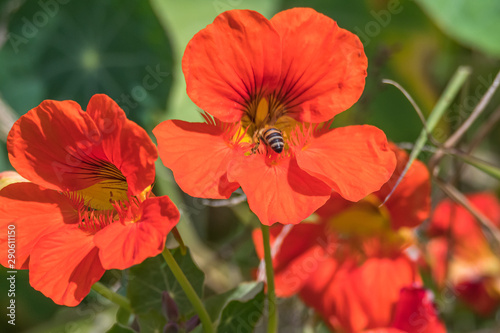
259,127,284,153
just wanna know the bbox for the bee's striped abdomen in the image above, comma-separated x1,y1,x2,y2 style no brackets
262,128,284,153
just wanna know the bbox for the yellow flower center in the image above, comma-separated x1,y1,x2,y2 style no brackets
239,97,299,152
329,195,391,236
328,194,413,256
76,161,128,210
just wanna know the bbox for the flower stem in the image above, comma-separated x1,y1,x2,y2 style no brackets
91,282,132,312
171,226,187,255
261,224,278,333
161,247,214,333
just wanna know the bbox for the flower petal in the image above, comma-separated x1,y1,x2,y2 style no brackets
348,256,419,329
253,223,331,296
7,99,101,192
426,237,448,287
376,144,431,229
426,193,500,309
298,256,340,326
426,193,500,272
295,125,396,202
390,287,446,333
95,196,180,270
271,8,367,122
0,182,79,269
153,120,239,199
315,192,353,219
363,329,406,333
454,278,500,316
322,255,418,332
29,225,104,306
228,154,331,225
85,94,158,195
466,193,500,227
428,192,500,237
182,10,282,122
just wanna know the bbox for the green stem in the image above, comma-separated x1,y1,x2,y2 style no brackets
161,247,214,333
91,282,132,312
171,226,187,255
261,224,278,333
381,66,472,206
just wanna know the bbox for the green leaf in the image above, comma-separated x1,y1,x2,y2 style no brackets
128,248,205,317
134,310,167,333
106,323,136,333
204,282,263,322
0,0,174,129
216,286,265,333
416,0,500,57
115,306,132,326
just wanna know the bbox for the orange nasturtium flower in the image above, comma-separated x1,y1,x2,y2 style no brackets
253,144,445,332
153,8,396,226
363,286,446,333
425,193,500,316
0,94,180,306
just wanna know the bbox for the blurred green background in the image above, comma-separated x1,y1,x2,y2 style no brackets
0,0,499,332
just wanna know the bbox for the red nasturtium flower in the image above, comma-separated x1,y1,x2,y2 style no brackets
425,193,500,316
253,144,445,332
0,94,180,306
364,286,446,333
153,8,396,225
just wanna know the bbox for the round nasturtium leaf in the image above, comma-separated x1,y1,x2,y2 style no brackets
0,0,174,129
416,0,500,58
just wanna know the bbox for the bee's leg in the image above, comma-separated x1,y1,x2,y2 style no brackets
251,130,261,154
251,138,260,154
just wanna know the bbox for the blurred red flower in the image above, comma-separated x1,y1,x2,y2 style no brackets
425,192,500,315
0,94,180,306
153,8,396,225
254,144,444,331
364,287,446,333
